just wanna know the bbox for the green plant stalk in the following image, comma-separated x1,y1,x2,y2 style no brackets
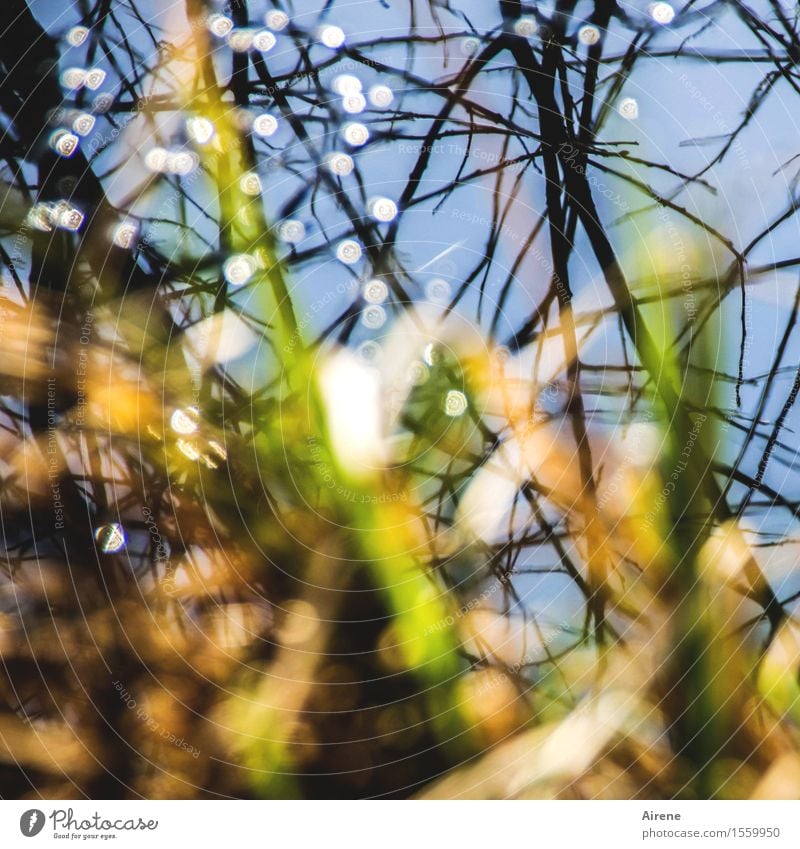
188,74,475,796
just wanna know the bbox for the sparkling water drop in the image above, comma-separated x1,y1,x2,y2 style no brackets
357,340,382,363
113,221,138,249
92,92,114,113
265,10,290,31
336,239,362,265
425,278,451,303
444,389,467,417
461,36,480,56
363,279,388,304
578,25,601,45
27,204,54,232
47,106,67,127
186,116,215,145
61,67,86,90
368,85,394,107
208,13,234,37
51,131,79,157
253,29,277,52
170,407,200,435
492,345,512,365
95,523,126,553
72,113,96,136
319,25,346,49
144,146,169,172
230,108,254,132
514,17,538,37
332,74,362,95
176,438,201,461
649,2,675,24
278,219,306,243
227,28,255,52
55,202,84,231
423,342,443,366
167,150,198,175
84,68,106,90
66,26,90,46
342,122,369,147
367,196,398,223
362,304,387,329
240,171,263,195
407,360,429,385
223,254,257,286
253,113,279,137
342,92,366,114
207,439,228,462
618,97,639,120
324,152,354,176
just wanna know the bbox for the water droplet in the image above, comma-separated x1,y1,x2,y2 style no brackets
170,407,200,435
84,68,106,90
342,92,366,114
578,25,601,45
223,253,257,286
336,239,362,265
253,29,277,52
363,279,388,304
186,116,215,145
95,523,126,553
342,122,369,147
649,2,675,24
425,278,451,303
47,106,67,127
66,26,90,47
407,360,429,385
144,146,169,172
492,345,512,365
227,28,255,52
461,36,480,56
367,196,398,223
423,342,443,366
240,171,262,195
368,84,394,107
51,131,79,158
167,150,198,175
61,68,86,90
72,113,96,136
618,97,639,120
176,438,201,461
514,17,538,37
362,304,387,329
253,113,279,137
278,219,306,243
230,108,254,132
113,221,138,249
319,25,346,49
207,439,228,461
332,74,362,95
265,10,290,31
55,202,84,231
208,13,234,37
92,92,114,113
27,204,54,232
444,389,467,417
200,452,219,470
357,340,382,363
324,152,354,176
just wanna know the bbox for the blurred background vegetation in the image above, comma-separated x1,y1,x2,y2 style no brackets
1,0,800,799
